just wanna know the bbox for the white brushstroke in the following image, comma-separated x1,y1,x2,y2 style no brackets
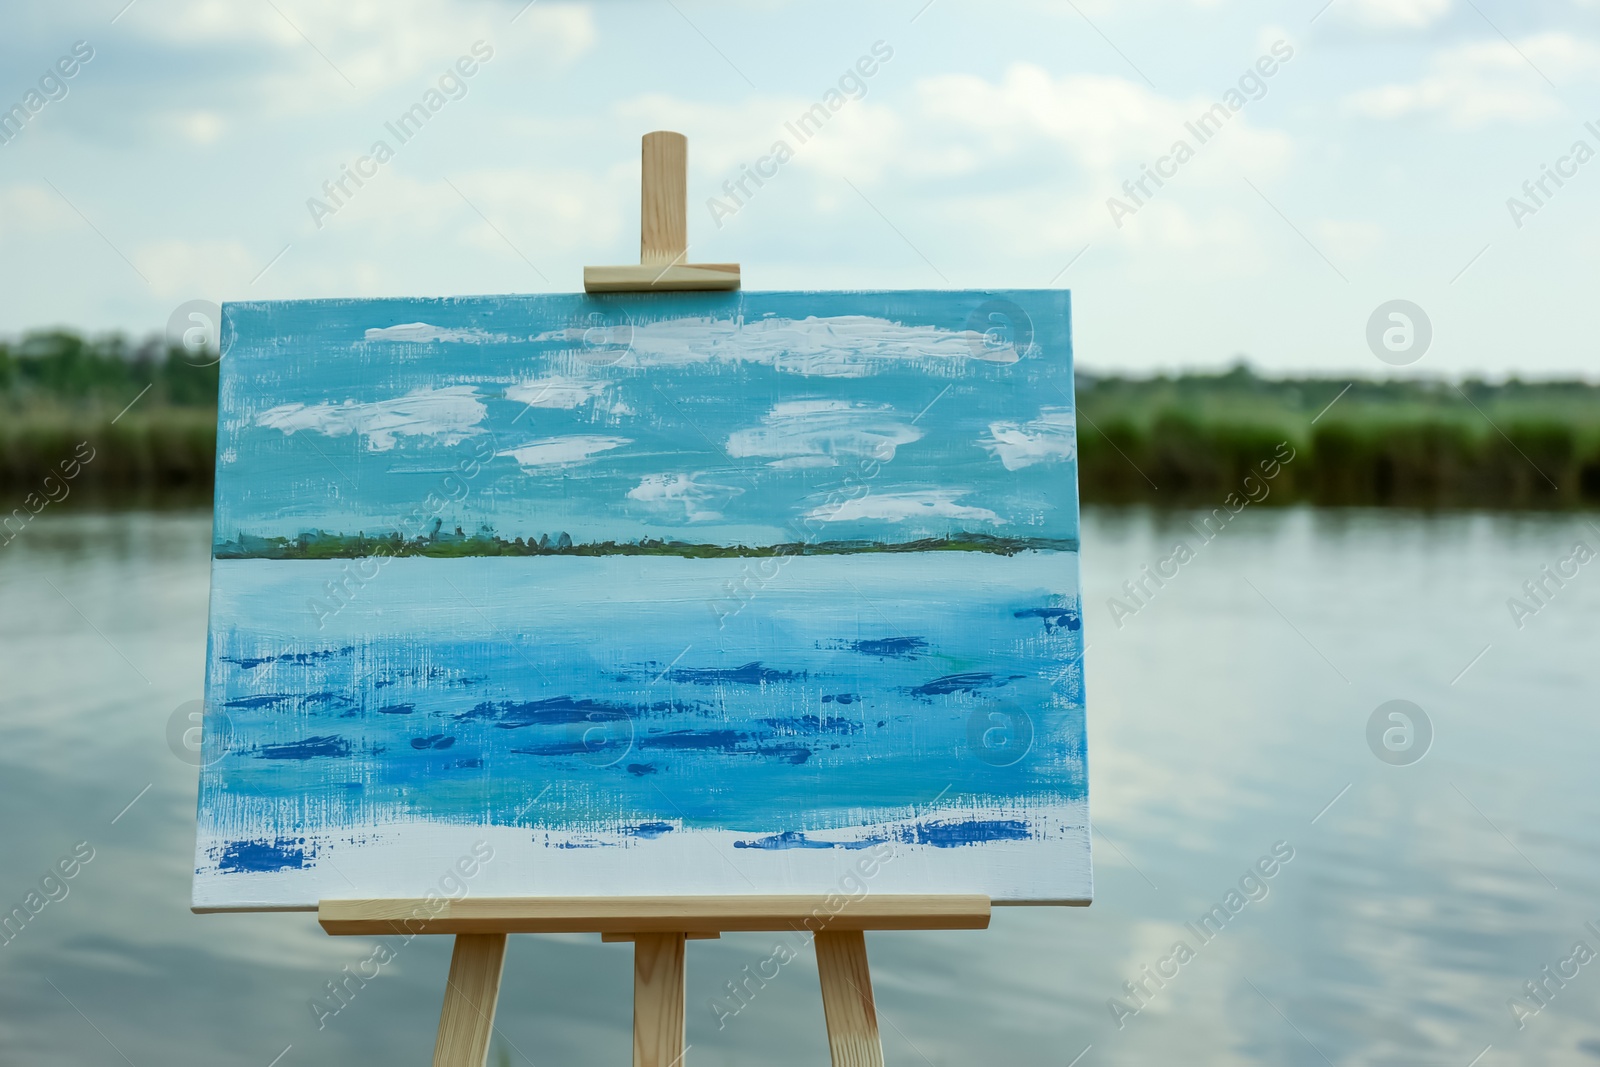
363,322,500,343
805,489,1002,525
498,435,630,469
727,399,924,467
985,407,1076,470
627,473,742,522
533,314,1026,377
506,377,610,410
256,386,486,452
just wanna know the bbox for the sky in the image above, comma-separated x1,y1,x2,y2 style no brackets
0,0,1596,379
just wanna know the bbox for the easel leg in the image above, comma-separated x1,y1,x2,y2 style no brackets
815,930,885,1067
432,933,508,1067
632,932,687,1067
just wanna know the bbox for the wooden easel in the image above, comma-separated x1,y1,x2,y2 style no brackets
320,895,990,1066
318,132,993,1067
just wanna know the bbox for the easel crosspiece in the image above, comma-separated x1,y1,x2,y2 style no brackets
315,132,991,1067
317,895,992,1067
583,130,741,292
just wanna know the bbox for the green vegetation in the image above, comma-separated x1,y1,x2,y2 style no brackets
2,331,1597,509
1076,365,1600,507
0,331,215,499
213,526,1076,560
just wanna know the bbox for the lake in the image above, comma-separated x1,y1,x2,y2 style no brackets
2,506,1597,1065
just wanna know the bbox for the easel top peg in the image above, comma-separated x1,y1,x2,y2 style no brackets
584,130,741,293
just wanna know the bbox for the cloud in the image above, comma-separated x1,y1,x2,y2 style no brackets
498,435,629,470
256,385,485,451
916,63,1294,184
984,407,1076,470
727,399,924,467
805,490,1002,525
535,314,1024,377
505,377,610,410
133,237,258,300
116,2,596,119
363,322,500,343
626,473,742,522
1344,34,1600,126
1339,0,1450,28
613,59,1296,263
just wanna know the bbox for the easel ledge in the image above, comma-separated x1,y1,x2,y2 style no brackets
317,893,991,935
314,894,991,1067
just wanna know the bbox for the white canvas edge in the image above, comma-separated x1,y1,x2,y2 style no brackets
191,800,1092,910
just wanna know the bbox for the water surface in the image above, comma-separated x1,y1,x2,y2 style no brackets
2,507,1597,1065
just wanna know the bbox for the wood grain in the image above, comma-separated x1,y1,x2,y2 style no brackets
815,930,884,1067
583,263,740,292
631,932,687,1067
640,131,687,266
431,933,507,1067
319,895,991,936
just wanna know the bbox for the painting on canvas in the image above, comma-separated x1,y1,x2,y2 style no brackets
195,290,1089,909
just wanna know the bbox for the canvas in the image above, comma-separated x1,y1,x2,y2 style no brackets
195,289,1090,909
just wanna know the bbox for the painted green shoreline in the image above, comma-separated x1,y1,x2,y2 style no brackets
211,531,1079,561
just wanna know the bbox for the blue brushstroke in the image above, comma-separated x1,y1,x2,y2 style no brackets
460,697,635,727
225,694,294,709
734,818,1034,850
255,735,351,760
735,831,882,851
903,818,1032,846
909,672,1021,697
1014,607,1081,632
216,838,309,872
842,637,927,659
663,662,799,686
636,728,745,751
222,647,353,671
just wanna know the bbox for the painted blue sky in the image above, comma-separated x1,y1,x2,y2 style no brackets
3,2,1595,379
215,290,1077,546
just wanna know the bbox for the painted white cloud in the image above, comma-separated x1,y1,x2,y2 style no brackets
534,315,1025,377
256,385,484,452
805,490,1002,525
627,473,742,522
985,407,1076,470
364,322,500,343
1345,34,1600,126
498,435,629,470
506,377,610,410
727,400,924,467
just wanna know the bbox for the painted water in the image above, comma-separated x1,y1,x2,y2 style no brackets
3,507,1599,1064
199,552,1088,903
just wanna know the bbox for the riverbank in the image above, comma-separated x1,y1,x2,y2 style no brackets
4,333,1597,508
